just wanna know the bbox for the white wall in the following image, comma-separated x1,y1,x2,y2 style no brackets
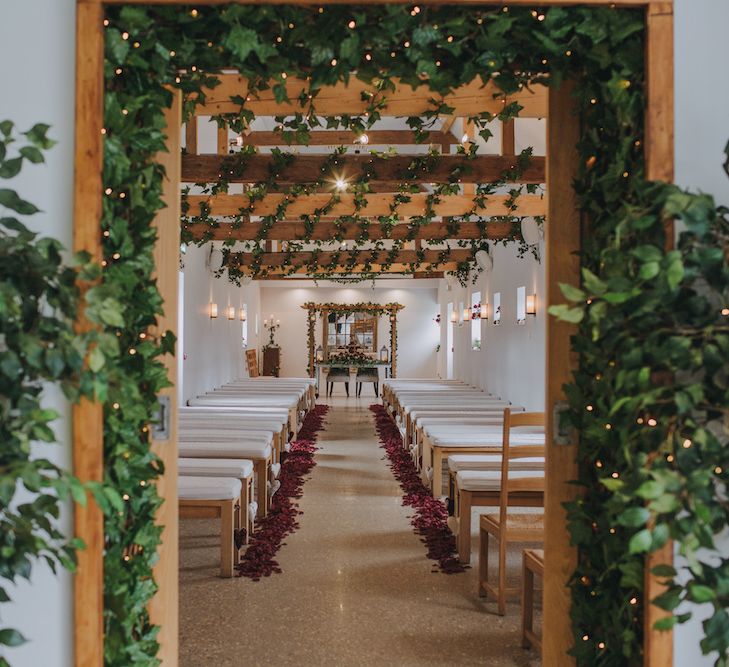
181,243,262,401
437,241,546,411
673,1,729,664
0,2,76,665
259,281,440,379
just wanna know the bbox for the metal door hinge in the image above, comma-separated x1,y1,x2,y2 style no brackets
152,395,171,441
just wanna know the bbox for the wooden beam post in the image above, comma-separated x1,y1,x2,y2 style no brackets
643,4,675,666
147,90,182,667
501,119,516,156
543,79,581,667
73,3,105,666
185,117,197,155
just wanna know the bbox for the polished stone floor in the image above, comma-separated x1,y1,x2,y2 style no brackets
179,394,541,666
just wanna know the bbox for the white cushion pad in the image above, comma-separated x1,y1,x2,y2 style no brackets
179,441,272,460
448,455,544,473
179,475,241,501
179,458,254,479
456,469,545,492
178,430,272,446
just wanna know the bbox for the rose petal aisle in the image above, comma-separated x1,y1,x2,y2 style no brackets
237,404,329,580
369,405,465,574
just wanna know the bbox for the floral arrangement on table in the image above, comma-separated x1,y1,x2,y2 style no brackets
327,350,377,367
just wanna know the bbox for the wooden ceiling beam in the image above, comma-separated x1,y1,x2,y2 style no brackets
184,192,546,218
194,75,548,118
184,219,516,242
195,74,547,118
232,248,472,268
234,130,449,147
252,271,445,280
181,154,546,185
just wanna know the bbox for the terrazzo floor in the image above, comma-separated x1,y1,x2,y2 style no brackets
179,394,542,667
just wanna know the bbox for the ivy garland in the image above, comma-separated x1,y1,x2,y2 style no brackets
0,122,128,659
96,4,729,666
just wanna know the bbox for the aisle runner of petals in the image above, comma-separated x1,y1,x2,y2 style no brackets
370,405,465,574
237,404,329,580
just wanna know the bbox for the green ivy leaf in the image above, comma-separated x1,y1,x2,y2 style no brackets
0,628,27,647
617,507,649,528
0,189,41,215
628,529,652,554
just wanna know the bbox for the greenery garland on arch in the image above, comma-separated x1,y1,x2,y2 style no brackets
91,4,729,665
301,301,402,377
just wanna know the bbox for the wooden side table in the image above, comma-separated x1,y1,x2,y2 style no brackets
262,346,280,376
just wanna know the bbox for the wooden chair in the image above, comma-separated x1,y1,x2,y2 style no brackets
478,409,545,615
522,548,544,651
245,348,259,378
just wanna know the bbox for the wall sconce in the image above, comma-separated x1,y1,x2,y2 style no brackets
450,310,458,323
526,294,537,316
316,345,324,362
480,303,488,320
209,302,218,319
227,306,236,320
239,308,247,322
463,307,472,322
380,345,389,363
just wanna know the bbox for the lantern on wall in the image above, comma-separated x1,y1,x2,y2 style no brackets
209,302,218,319
239,307,247,321
316,345,324,362
526,294,537,316
227,306,236,320
380,345,389,363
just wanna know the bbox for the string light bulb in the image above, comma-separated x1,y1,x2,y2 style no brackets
356,134,369,145
335,177,347,191
348,20,356,29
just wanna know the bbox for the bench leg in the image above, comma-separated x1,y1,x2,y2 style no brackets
220,500,236,578
345,381,349,397
254,459,268,518
458,491,473,564
432,448,444,498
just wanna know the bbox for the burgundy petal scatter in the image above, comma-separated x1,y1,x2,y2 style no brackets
237,404,329,580
369,404,466,574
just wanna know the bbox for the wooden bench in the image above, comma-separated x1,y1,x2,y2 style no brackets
522,548,544,651
178,476,242,578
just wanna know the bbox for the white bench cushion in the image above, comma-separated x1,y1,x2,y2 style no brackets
179,441,272,460
179,458,254,479
456,469,545,492
178,430,273,446
448,454,545,473
179,475,241,501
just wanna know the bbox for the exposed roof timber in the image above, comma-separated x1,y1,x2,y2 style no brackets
181,154,546,185
251,271,445,280
184,219,517,242
231,249,473,272
193,75,548,118
234,130,453,147
184,192,546,218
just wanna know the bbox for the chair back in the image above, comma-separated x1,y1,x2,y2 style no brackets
245,349,259,378
498,408,546,524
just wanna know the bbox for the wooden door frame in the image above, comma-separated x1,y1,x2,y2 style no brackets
72,1,674,665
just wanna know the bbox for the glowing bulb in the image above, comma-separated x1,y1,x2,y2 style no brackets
357,134,369,145
335,178,347,191
348,20,356,28
331,58,337,66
